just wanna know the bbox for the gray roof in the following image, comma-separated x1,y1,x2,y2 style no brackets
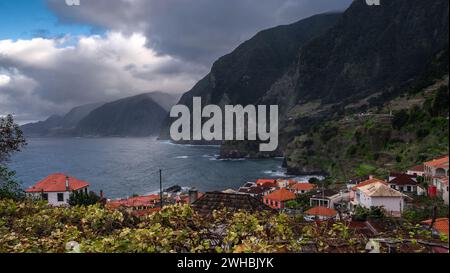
192,192,274,216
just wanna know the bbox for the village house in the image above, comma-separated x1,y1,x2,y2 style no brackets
191,192,273,217
263,188,296,209
424,155,449,183
432,177,449,205
304,206,338,221
349,177,387,207
310,189,349,210
353,182,405,217
289,183,316,195
25,173,90,206
407,165,425,177
107,194,161,211
388,173,425,195
256,179,277,187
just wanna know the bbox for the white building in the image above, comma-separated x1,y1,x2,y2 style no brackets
25,173,90,206
354,182,405,217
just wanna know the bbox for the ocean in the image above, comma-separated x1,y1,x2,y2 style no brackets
7,137,307,199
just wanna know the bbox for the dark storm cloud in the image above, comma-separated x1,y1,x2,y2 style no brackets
1,0,353,123
47,0,352,66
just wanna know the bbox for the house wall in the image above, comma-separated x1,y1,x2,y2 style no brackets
389,184,417,193
263,197,285,209
443,186,449,206
27,187,89,206
358,192,404,214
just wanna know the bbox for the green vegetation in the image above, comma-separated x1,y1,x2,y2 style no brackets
0,115,27,200
286,81,449,182
353,206,386,222
0,199,446,253
68,191,102,207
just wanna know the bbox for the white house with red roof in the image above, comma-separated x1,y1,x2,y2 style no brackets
25,173,90,206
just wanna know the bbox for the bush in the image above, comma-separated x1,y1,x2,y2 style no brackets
68,191,101,207
0,166,24,201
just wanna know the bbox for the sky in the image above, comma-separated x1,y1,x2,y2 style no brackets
0,0,352,124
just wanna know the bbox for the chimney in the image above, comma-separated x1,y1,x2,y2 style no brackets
369,175,374,180
100,190,104,199
189,188,198,204
65,176,70,192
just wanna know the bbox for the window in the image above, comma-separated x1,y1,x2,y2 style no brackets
407,186,412,192
57,193,64,202
42,193,48,201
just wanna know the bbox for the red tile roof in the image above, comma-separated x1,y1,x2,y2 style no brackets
264,188,296,202
421,218,449,235
305,206,337,217
256,179,277,187
25,173,90,193
351,178,386,191
290,183,316,191
424,156,449,168
107,194,160,209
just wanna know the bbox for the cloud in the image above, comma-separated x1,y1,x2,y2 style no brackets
0,75,11,86
47,0,352,66
0,32,203,123
1,0,353,123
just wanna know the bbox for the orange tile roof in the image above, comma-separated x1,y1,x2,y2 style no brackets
25,173,90,193
424,156,449,168
305,206,337,217
290,183,316,191
351,178,386,191
264,188,296,202
421,218,449,235
256,179,277,187
107,194,160,209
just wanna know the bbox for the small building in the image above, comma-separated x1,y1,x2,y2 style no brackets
432,177,449,205
354,182,405,217
263,188,296,209
256,179,277,188
289,183,316,195
238,186,267,199
407,165,425,177
25,173,90,206
191,192,273,217
424,155,449,183
388,173,423,195
107,194,161,211
304,206,338,221
310,189,347,209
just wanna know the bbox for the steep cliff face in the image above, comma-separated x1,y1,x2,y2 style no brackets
262,0,449,107
258,0,449,174
159,0,449,176
159,13,342,139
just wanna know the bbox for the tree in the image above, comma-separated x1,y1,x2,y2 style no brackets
0,115,27,200
68,191,101,206
0,166,24,200
0,114,27,163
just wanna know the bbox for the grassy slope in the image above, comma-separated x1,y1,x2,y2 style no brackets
286,76,449,182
